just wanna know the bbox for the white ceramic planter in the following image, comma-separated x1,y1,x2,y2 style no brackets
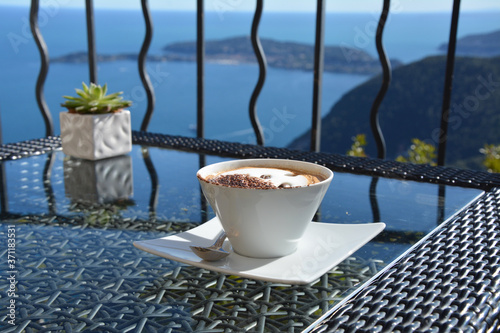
60,110,132,160
64,155,133,204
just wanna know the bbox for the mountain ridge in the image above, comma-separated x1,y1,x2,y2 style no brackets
287,55,500,170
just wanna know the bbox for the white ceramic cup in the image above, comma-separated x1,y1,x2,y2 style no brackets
197,159,333,258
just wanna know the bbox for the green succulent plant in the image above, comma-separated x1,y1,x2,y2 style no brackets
61,82,132,114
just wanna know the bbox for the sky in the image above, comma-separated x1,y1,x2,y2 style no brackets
3,0,500,13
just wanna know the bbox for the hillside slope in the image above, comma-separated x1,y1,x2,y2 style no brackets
288,56,500,169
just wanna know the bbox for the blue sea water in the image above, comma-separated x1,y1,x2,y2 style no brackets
1,6,500,148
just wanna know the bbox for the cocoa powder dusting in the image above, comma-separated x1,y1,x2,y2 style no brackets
208,174,278,189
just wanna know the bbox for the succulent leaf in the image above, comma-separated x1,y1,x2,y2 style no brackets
61,82,132,114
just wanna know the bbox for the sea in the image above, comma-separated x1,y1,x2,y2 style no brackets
1,5,500,149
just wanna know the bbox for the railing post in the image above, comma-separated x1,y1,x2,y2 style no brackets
0,162,8,215
249,0,266,146
437,0,461,166
310,0,325,152
197,0,205,139
43,153,56,215
85,0,97,84
370,0,391,159
141,147,159,221
139,0,155,131
30,0,53,138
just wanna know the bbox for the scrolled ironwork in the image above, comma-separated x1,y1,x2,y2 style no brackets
30,0,54,137
139,0,156,132
249,0,266,146
369,0,391,159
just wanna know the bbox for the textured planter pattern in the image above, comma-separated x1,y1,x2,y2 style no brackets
60,110,132,160
64,155,133,204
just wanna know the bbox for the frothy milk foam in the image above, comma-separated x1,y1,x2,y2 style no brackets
217,167,321,188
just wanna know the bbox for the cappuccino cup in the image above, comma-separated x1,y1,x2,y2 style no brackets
197,159,333,258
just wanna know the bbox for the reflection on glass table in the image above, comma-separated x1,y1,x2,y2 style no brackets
63,155,133,205
0,145,483,331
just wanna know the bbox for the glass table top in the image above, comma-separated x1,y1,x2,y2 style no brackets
0,145,484,331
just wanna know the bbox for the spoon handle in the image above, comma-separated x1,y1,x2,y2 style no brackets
212,231,227,249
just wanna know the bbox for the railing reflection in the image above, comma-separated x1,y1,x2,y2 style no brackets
0,162,7,214
198,154,208,223
369,177,381,223
370,177,446,228
43,152,57,215
140,147,159,220
437,185,446,224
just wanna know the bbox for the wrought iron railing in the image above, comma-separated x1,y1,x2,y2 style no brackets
25,0,462,166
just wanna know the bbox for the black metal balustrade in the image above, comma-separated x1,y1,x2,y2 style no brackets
24,0,462,166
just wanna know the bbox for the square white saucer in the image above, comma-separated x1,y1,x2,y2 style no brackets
134,217,385,285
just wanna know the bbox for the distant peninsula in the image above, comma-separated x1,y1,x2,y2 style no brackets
162,36,402,75
52,36,402,75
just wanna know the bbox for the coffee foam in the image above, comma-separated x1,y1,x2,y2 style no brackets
217,167,319,188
